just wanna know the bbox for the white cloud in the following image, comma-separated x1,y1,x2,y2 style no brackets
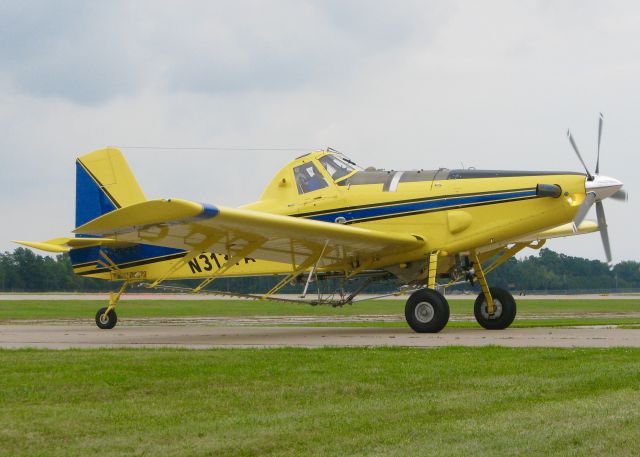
0,1,448,103
1,0,638,263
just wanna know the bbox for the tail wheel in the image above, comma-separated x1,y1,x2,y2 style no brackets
95,307,118,330
405,288,450,333
474,287,516,330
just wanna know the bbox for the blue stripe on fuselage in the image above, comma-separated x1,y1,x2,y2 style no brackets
305,189,537,223
69,244,185,268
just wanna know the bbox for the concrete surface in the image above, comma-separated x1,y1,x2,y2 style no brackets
1,293,639,301
1,322,639,349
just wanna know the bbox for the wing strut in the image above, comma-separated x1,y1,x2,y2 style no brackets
192,239,266,293
300,240,330,299
483,241,544,275
264,246,325,297
147,254,192,289
147,236,226,288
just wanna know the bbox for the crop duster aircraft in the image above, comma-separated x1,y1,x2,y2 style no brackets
15,115,627,332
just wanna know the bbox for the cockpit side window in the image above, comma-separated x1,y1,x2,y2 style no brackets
293,163,329,194
318,155,356,181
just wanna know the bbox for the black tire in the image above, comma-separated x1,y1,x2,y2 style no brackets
474,287,516,330
405,288,450,333
95,307,118,330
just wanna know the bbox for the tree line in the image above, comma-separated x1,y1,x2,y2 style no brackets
480,248,640,293
0,247,638,293
0,248,107,292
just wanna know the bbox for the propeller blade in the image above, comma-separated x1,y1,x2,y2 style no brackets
595,201,612,266
610,189,628,202
567,130,593,180
596,113,603,174
572,192,596,232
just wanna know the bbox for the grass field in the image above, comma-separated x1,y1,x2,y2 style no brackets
2,300,639,455
1,347,639,456
1,298,639,328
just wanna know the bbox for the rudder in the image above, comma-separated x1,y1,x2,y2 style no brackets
76,147,146,228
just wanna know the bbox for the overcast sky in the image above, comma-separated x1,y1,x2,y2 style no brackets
1,0,638,262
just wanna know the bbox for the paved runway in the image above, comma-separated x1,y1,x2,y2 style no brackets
1,322,639,349
2,293,639,300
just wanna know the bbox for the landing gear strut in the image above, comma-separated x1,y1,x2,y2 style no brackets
95,281,128,330
404,252,450,333
474,287,516,330
471,252,517,330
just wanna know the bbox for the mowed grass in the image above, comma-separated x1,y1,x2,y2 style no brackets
1,298,639,319
1,298,639,328
1,347,639,456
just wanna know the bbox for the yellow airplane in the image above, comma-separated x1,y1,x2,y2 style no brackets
15,115,626,332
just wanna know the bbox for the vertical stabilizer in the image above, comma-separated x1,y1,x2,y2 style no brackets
76,148,146,228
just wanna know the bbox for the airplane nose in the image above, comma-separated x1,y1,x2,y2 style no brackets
585,175,624,201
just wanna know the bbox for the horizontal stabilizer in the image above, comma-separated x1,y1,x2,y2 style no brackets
74,198,214,235
13,237,130,253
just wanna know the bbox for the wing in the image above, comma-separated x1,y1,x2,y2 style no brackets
73,198,426,271
475,220,599,259
513,220,599,244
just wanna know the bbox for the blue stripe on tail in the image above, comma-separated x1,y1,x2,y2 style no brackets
75,161,117,228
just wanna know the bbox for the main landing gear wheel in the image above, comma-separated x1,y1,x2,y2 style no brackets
95,307,118,330
405,288,450,333
474,287,516,330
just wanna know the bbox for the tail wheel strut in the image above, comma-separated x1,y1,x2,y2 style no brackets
95,306,118,329
95,281,128,330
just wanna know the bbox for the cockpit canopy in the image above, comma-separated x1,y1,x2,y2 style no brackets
256,148,585,207
318,154,359,180
294,152,362,194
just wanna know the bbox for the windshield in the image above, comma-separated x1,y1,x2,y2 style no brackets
293,162,328,194
318,154,358,181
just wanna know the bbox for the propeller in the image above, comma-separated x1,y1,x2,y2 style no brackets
610,189,628,202
567,130,594,181
596,112,603,174
595,201,612,264
572,192,596,229
567,113,626,267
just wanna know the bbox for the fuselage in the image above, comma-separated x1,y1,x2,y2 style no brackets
73,150,589,281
